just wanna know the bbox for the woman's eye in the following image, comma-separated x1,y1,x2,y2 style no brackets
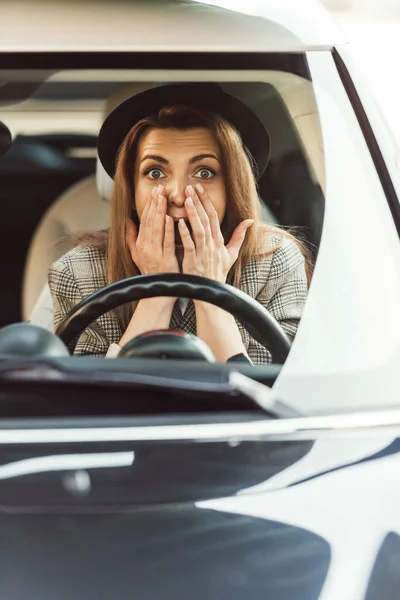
147,168,165,180
195,168,214,180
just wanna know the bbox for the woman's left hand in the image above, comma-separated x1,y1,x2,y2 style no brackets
179,183,254,283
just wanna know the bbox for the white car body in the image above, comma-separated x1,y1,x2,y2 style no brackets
2,4,400,600
1,0,399,415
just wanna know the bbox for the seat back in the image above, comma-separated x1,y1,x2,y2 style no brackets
22,175,109,320
23,83,150,324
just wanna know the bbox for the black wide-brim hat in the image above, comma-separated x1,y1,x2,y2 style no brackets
97,83,270,180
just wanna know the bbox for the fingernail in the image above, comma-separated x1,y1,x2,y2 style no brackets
247,220,255,228
186,185,195,196
158,194,163,205
196,183,204,194
185,196,193,208
157,184,163,193
179,218,186,227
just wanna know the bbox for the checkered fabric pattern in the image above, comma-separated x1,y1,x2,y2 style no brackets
49,232,308,364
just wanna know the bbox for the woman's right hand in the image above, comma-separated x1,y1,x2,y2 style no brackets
126,185,180,275
120,185,178,347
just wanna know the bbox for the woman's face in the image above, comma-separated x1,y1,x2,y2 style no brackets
134,127,227,229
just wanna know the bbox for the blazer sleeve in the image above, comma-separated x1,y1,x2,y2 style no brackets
48,259,110,356
246,238,308,365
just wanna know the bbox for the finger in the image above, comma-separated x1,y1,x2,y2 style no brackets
152,193,167,248
141,186,158,223
226,219,254,260
164,214,175,256
179,218,196,256
184,197,209,251
184,196,205,248
186,185,211,238
195,183,224,245
143,186,162,245
137,186,158,245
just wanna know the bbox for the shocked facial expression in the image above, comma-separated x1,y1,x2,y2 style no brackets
134,127,227,249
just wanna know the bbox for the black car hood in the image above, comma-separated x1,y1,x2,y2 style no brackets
0,430,399,599
1,507,330,600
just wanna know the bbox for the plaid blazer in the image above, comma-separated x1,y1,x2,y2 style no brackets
49,231,308,364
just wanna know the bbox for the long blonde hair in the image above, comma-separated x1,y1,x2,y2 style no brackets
82,105,312,328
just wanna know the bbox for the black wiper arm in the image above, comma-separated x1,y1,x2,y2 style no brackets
229,372,303,418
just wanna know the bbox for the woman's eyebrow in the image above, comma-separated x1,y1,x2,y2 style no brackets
140,154,169,164
189,154,220,164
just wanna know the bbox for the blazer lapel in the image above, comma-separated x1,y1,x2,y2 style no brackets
169,299,197,335
169,300,183,329
181,300,196,335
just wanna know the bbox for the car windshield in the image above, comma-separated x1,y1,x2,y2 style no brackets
0,50,399,417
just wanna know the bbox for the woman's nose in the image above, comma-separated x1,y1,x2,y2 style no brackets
166,179,187,207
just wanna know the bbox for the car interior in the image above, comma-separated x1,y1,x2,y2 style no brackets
0,66,326,416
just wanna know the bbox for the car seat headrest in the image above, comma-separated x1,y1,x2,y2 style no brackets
96,82,151,202
96,157,114,202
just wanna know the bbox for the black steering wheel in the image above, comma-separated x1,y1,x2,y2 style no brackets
55,274,291,363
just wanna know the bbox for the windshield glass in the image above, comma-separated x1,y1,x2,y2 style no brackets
0,51,399,416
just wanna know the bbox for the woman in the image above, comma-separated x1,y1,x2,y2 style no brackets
49,83,310,364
